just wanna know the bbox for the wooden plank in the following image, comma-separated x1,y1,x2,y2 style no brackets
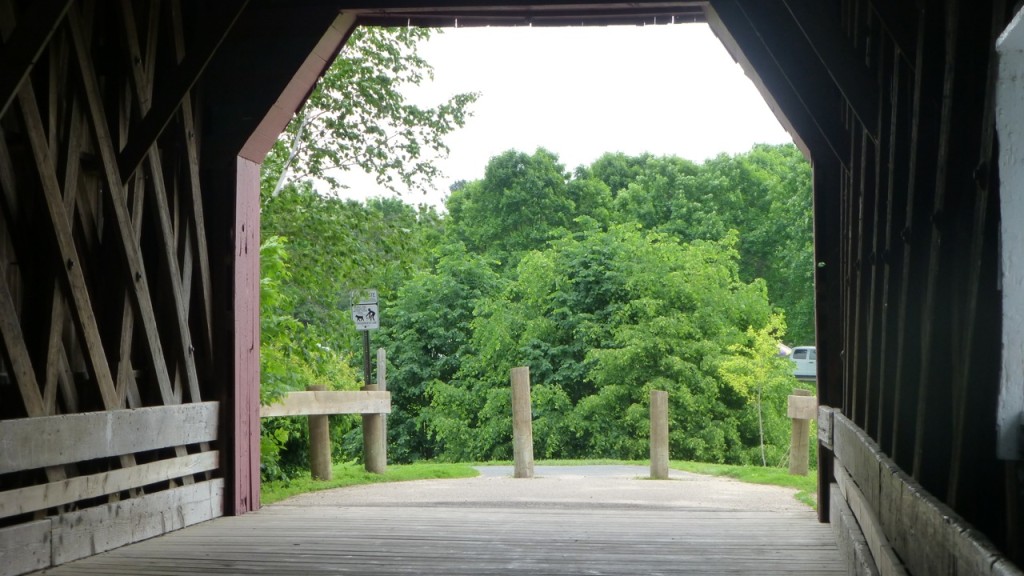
171,1,214,361
782,0,880,137
0,402,219,474
51,479,224,566
834,462,909,575
829,482,881,575
0,0,73,117
0,267,45,416
833,413,1020,576
811,153,843,524
116,0,250,182
144,150,202,403
875,44,910,454
15,79,119,409
40,502,844,575
911,0,959,488
707,0,849,165
0,451,219,520
113,176,146,409
890,8,938,469
67,5,177,405
946,0,1006,508
260,390,391,418
233,156,262,514
788,393,818,420
0,519,51,576
118,0,202,406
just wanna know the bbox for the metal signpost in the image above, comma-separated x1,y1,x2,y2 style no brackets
351,289,379,386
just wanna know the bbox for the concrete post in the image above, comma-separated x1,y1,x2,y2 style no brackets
308,385,331,480
789,389,813,475
511,366,534,478
650,390,669,479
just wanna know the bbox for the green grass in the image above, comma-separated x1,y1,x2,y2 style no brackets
669,460,818,509
261,462,479,505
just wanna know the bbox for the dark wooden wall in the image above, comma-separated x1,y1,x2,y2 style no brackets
708,0,1022,570
0,1,235,572
1,1,1022,574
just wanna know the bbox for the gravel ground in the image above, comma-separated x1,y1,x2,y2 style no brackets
276,465,809,512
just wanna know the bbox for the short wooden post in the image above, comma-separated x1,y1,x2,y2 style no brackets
362,381,386,474
377,347,388,464
308,385,331,480
650,390,669,479
788,389,814,475
511,366,534,478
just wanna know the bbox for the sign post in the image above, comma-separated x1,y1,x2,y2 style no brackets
351,289,384,473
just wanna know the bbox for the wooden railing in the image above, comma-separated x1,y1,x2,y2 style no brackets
261,389,391,478
0,402,223,576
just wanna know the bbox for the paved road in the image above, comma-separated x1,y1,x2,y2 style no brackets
281,464,810,512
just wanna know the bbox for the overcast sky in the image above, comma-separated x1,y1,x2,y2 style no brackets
332,23,793,209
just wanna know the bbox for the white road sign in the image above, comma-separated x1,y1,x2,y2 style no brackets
350,289,378,305
352,303,379,331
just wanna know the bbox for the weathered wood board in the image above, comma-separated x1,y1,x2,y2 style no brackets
38,504,844,575
50,479,224,566
0,452,219,520
833,413,1021,576
260,390,391,417
0,520,51,576
0,403,219,474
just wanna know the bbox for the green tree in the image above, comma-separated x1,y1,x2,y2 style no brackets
263,27,478,198
447,148,574,263
379,244,502,461
425,225,794,464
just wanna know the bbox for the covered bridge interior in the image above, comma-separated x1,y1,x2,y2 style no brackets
0,1,1021,574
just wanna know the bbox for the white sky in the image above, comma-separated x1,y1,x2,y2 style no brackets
332,23,793,209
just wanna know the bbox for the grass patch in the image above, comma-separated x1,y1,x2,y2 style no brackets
669,460,818,509
261,462,479,505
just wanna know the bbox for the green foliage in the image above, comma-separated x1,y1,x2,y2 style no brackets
260,136,815,477
447,148,612,266
423,224,799,465
594,145,815,343
378,244,502,461
263,27,477,197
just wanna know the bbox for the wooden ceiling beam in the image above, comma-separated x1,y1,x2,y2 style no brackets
707,0,849,166
867,0,919,62
783,0,880,141
0,0,73,118
117,0,250,183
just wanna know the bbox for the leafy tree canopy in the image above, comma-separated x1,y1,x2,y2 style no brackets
262,27,478,199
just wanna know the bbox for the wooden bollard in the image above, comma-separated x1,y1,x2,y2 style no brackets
377,348,388,464
788,389,815,475
650,390,669,479
511,366,534,478
308,385,332,480
362,381,386,474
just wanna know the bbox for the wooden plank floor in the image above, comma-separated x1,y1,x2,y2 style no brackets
39,503,844,574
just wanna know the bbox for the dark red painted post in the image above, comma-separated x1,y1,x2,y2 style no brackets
233,156,262,513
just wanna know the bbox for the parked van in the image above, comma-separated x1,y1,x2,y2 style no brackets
789,346,817,381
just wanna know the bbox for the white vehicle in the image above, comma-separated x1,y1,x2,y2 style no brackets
789,346,817,381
